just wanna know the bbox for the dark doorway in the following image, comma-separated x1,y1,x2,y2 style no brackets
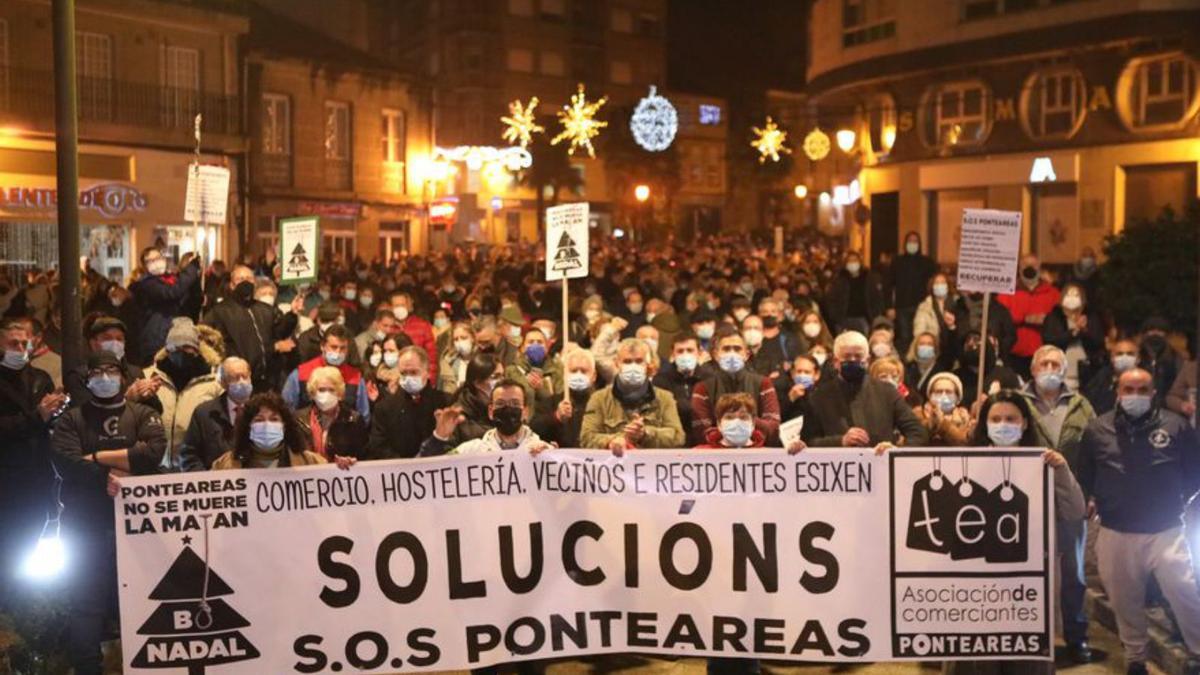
870,191,899,266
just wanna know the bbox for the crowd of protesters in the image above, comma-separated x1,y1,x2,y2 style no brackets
0,229,1197,675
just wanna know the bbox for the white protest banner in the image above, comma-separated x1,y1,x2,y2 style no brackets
116,449,1052,673
545,202,589,282
956,209,1023,295
279,216,320,286
184,164,232,225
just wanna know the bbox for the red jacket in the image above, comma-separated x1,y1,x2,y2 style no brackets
696,426,767,449
997,282,1061,359
399,315,438,381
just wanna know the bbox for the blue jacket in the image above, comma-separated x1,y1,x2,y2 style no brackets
128,261,200,365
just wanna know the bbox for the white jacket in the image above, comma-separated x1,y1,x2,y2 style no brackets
450,426,544,455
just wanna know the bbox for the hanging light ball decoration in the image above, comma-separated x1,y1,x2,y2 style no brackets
803,128,832,161
629,85,678,152
750,116,791,163
552,84,609,158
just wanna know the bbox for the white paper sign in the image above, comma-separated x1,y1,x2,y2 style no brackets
114,449,1053,673
545,202,589,281
279,216,319,285
956,209,1022,295
184,164,232,225
780,416,804,447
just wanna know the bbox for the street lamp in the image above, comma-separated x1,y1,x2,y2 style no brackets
634,184,650,203
633,184,651,243
793,184,808,199
836,128,857,153
413,157,455,252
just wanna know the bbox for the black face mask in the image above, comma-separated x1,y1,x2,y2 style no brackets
492,406,523,435
160,350,208,388
839,360,866,383
762,316,779,329
1142,334,1167,354
233,281,255,305
1021,266,1039,280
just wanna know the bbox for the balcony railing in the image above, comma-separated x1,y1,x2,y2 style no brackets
0,67,241,137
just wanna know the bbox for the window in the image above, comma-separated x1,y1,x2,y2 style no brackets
324,101,351,160
635,13,661,38
920,81,992,148
1020,68,1086,139
540,51,564,76
611,8,633,33
508,0,533,16
842,0,895,47
539,0,564,20
76,31,112,121
507,48,534,73
1124,163,1197,225
610,60,632,85
378,222,409,261
261,93,290,155
162,45,200,128
381,109,405,163
1117,53,1199,131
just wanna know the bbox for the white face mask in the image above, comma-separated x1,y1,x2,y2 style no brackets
906,241,920,255
258,295,276,307
313,390,339,412
802,322,822,339
383,351,400,368
1062,295,1082,311
146,259,167,276
743,329,763,348
392,306,409,321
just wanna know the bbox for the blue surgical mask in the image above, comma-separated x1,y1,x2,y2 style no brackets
1119,394,1152,419
525,343,547,367
400,375,424,395
100,339,126,361
934,394,957,414
618,363,647,387
1,347,29,370
720,418,754,447
987,421,1023,446
674,353,698,372
324,350,346,366
793,373,815,389
249,421,285,449
226,380,253,403
1035,371,1063,392
567,372,591,392
916,344,936,361
718,352,745,374
1113,354,1137,374
87,374,122,399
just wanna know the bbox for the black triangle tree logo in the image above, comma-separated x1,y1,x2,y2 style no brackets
286,242,311,275
131,536,260,673
552,231,582,271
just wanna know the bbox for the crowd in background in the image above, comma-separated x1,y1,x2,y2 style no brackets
0,228,1197,675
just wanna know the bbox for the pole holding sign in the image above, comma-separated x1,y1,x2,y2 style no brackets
279,216,320,286
546,203,590,403
956,208,1023,403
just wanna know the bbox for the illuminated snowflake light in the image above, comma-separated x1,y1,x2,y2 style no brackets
803,128,831,161
630,86,678,152
552,84,608,158
500,97,544,149
751,116,791,163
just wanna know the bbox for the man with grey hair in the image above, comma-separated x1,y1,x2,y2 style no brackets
1022,342,1097,663
532,347,595,448
581,337,684,454
803,330,928,450
367,345,450,459
179,356,252,471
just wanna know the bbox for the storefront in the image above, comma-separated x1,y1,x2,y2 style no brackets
252,196,424,264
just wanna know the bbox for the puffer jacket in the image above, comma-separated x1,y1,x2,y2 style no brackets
143,342,223,467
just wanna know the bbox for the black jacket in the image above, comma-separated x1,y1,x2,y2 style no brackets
0,365,56,472
653,361,716,446
127,260,200,366
1079,406,1199,534
1082,364,1119,416
825,269,886,333
1041,307,1105,385
891,252,937,310
803,376,929,447
531,388,590,448
179,394,237,471
752,330,804,377
297,403,370,460
204,298,298,391
65,358,157,412
366,384,450,460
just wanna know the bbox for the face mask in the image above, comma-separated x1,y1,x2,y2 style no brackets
1035,371,1063,392
567,372,591,392
324,350,346,366
871,342,891,359
839,360,866,383
802,322,822,338
1113,354,1137,373
932,283,948,299
1079,257,1095,271
1142,334,1167,354
525,343,547,367
383,352,400,368
360,296,373,308
318,322,334,335
259,295,277,307
1120,394,1152,419
508,325,523,339
1062,295,1082,311
147,259,167,276
313,390,339,412
393,306,409,321
1021,266,1039,281
743,329,763,348
793,373,815,389
368,352,383,368
718,352,745,374
584,309,600,322
227,380,253,403
934,394,957,414
811,351,828,367
707,300,720,311
674,353,698,372
916,344,936,361
318,289,331,300
434,317,450,329
110,296,125,307
454,339,473,357
696,324,715,340
2,347,29,370
732,309,750,323
492,406,524,435
618,363,647,387
400,375,424,395
846,262,861,275
87,373,122,399
720,418,754,447
987,421,1023,446
628,303,644,315
250,421,285,449
99,339,126,361
906,241,919,255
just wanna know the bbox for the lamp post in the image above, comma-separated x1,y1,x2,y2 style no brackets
53,0,82,376
634,184,650,244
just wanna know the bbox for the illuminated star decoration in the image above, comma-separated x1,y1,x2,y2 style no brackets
500,97,544,149
552,84,608,158
751,116,791,163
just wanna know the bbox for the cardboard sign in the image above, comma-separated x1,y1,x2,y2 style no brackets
545,202,589,281
184,164,232,225
956,209,1022,295
279,216,319,286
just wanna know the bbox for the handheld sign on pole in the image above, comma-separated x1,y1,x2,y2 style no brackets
546,202,589,403
278,216,320,286
956,208,1023,402
184,164,232,226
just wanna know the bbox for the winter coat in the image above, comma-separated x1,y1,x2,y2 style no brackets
449,426,545,455
211,448,326,470
296,403,369,460
1020,384,1096,473
996,282,1061,359
179,394,237,472
579,385,685,449
128,260,200,365
367,384,450,459
143,343,224,466
506,354,564,418
203,297,298,392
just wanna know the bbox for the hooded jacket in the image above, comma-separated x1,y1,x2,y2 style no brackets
143,342,223,466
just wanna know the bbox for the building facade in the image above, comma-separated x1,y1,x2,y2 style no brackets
0,0,247,283
805,0,1200,266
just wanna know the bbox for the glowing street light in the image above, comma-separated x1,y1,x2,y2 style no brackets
793,184,809,199
634,184,651,202
836,128,857,153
